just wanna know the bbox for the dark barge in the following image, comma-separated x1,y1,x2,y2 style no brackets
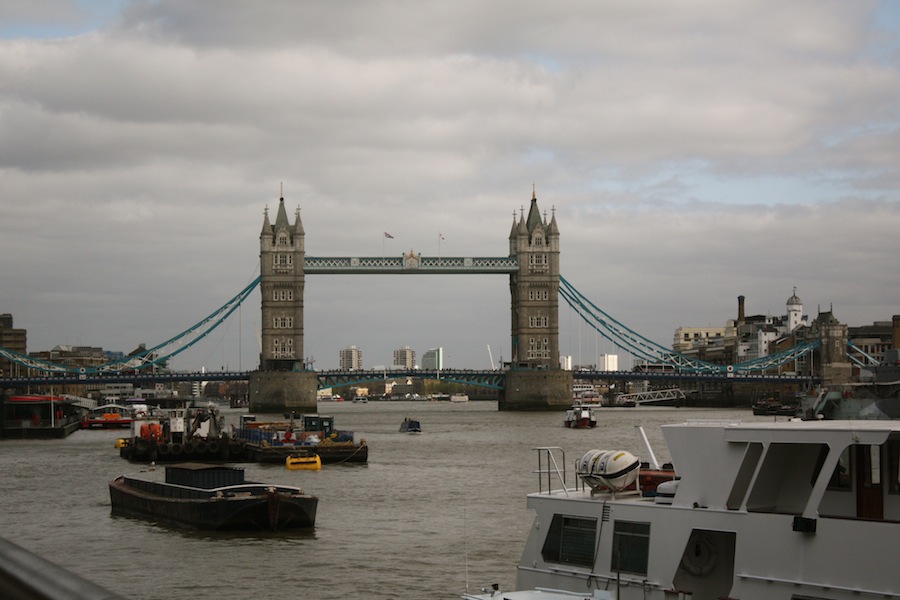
109,463,317,531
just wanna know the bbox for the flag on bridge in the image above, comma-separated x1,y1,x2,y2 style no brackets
384,232,394,239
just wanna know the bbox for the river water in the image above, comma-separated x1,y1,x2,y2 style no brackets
0,402,762,599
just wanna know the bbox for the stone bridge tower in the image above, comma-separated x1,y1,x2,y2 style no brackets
249,196,318,413
501,190,572,410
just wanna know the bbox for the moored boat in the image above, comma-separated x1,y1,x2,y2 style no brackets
563,405,596,429
117,405,238,463
1,394,83,438
472,419,900,599
109,463,317,530
235,413,368,464
81,403,133,429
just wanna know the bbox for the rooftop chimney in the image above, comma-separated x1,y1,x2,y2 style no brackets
737,296,745,326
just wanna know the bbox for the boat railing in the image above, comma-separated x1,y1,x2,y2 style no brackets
0,535,126,600
532,447,568,496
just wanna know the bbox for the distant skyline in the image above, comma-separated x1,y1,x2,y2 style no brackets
1,1,899,371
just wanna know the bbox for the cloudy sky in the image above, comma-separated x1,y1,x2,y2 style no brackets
1,1,899,373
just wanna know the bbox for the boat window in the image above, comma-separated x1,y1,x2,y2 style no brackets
727,442,763,510
541,515,597,568
746,443,826,513
825,447,851,491
863,445,881,487
611,520,650,576
888,441,900,495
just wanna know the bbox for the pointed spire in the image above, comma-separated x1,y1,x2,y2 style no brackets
260,205,273,237
548,205,559,236
294,206,304,236
525,189,542,233
274,196,290,230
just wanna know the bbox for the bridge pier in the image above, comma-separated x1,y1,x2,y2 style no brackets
248,371,318,415
500,370,573,411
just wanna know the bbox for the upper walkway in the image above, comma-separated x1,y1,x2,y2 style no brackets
304,255,518,274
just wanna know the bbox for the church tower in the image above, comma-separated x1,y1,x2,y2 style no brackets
259,196,306,371
509,189,561,369
786,287,803,333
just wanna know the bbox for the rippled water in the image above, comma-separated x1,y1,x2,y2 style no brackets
0,402,759,599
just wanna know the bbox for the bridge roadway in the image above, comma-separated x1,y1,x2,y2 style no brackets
0,368,817,388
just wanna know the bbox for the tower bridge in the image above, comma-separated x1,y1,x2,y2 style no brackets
1,188,835,409
252,190,567,412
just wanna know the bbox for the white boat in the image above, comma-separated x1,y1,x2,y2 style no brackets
563,405,597,429
470,419,900,599
450,394,469,403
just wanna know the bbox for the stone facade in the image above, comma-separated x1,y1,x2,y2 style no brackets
248,370,318,414
508,190,561,370
500,369,572,411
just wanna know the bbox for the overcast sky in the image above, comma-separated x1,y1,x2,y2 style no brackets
1,1,899,372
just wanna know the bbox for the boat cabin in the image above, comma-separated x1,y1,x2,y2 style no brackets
301,414,334,437
664,420,900,522
517,420,900,599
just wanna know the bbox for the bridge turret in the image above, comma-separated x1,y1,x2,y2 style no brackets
259,196,305,372
260,206,273,249
508,188,560,371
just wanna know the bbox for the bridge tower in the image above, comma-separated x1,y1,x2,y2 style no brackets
248,196,318,413
501,190,572,410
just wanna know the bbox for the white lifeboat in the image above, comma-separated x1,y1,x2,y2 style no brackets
577,449,640,493
654,479,679,504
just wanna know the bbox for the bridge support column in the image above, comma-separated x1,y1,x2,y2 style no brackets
500,370,573,411
248,371,318,414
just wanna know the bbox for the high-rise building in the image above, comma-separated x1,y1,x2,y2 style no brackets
0,313,27,378
393,346,415,369
339,346,362,371
422,347,443,370
598,354,618,371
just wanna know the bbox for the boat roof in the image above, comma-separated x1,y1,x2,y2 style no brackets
664,418,900,445
6,395,73,404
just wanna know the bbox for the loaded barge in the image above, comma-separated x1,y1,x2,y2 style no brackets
116,407,367,464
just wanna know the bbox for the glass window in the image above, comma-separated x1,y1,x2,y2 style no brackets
827,447,851,491
541,514,596,567
612,521,650,575
888,441,900,495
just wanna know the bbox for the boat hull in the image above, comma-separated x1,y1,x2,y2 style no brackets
109,476,317,531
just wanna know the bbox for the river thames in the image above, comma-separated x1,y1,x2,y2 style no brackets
0,401,767,599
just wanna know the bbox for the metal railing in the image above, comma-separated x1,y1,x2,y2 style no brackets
0,536,126,600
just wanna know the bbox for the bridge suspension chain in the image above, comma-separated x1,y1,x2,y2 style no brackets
559,276,819,373
0,276,261,375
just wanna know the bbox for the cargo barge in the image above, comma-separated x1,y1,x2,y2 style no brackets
116,408,367,464
109,463,317,530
